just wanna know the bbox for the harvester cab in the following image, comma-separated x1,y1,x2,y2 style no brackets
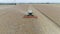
23,9,37,18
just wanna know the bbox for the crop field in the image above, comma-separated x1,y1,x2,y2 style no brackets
0,4,60,34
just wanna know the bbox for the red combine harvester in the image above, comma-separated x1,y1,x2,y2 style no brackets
23,10,37,18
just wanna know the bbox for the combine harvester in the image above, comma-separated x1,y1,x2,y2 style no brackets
23,9,37,18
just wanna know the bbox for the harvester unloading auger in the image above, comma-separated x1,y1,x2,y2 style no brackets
23,9,37,18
